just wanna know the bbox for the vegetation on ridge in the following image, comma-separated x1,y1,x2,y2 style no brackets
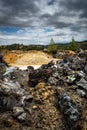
0,38,87,53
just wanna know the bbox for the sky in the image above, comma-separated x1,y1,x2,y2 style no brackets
0,0,87,45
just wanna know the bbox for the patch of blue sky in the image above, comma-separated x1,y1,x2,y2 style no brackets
0,27,21,34
44,28,54,33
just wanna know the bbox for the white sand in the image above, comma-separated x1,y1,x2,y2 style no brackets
9,64,41,70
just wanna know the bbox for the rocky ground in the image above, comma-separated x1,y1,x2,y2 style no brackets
0,50,87,130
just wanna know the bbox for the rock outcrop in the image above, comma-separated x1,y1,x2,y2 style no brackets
0,51,87,130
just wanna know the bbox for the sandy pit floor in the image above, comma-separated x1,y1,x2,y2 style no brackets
4,51,58,69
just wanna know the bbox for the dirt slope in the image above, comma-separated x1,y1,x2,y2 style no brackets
4,52,19,64
4,51,58,67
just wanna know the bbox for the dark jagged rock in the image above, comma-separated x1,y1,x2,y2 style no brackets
0,80,24,95
21,95,33,107
48,76,64,87
77,89,86,97
3,66,29,88
70,85,78,90
0,63,7,77
13,107,24,117
40,60,54,69
56,79,64,87
48,77,58,86
17,112,27,122
29,68,52,87
27,66,34,72
0,95,17,111
76,78,87,91
57,91,81,129
84,64,87,74
78,49,86,59
52,71,60,78
0,54,3,62
0,54,8,67
0,54,8,78
0,50,87,130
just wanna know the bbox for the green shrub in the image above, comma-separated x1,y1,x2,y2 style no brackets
68,37,79,51
47,38,58,54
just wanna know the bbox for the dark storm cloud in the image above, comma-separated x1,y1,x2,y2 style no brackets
2,0,39,14
59,0,87,18
47,0,55,5
59,0,87,11
70,18,87,32
79,12,87,18
40,12,73,29
0,0,87,28
0,0,40,27
0,0,87,44
47,20,72,28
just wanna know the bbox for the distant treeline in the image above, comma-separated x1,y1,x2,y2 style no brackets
0,44,45,51
0,40,87,52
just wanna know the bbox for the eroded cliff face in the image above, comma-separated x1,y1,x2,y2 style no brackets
0,50,87,130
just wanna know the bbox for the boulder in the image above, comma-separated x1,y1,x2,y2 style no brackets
76,78,87,91
29,68,52,87
57,92,80,123
13,107,24,117
17,112,27,121
48,77,58,86
3,66,29,88
84,64,87,74
0,80,24,95
0,95,17,110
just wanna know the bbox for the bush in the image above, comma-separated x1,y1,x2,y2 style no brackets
47,38,58,54
68,37,79,51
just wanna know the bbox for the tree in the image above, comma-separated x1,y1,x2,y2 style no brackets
68,37,78,51
47,38,58,54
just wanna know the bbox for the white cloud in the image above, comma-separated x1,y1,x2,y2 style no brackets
0,0,87,44
0,26,86,45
